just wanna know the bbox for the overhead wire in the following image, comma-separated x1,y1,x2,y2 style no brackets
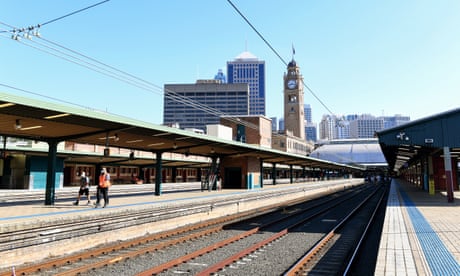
0,0,269,132
41,0,111,26
0,25,262,132
1,0,319,138
226,0,336,117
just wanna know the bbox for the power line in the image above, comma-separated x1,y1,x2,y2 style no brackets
0,27,263,132
0,0,110,36
0,1,311,139
41,0,110,26
226,0,336,117
226,0,287,67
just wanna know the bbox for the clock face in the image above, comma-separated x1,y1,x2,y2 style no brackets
287,79,297,89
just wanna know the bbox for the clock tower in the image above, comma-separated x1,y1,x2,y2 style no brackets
283,58,305,140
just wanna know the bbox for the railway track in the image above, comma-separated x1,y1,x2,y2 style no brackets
0,183,368,276
0,181,353,254
285,183,388,275
136,183,386,275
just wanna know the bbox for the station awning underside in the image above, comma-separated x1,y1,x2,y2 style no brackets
309,139,388,171
376,108,460,172
0,92,363,172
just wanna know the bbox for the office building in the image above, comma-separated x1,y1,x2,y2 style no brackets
382,114,410,129
163,80,249,131
227,51,266,115
319,115,338,140
278,118,284,132
304,104,317,142
305,122,317,142
304,104,312,123
349,114,384,138
270,117,278,132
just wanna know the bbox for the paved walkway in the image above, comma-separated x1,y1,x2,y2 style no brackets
376,179,460,275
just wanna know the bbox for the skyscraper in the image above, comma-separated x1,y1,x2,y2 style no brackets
304,104,317,142
304,104,312,123
227,51,266,115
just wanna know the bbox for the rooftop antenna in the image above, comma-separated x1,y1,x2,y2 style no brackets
292,43,295,60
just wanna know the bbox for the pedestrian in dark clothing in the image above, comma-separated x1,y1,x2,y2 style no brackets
73,171,90,205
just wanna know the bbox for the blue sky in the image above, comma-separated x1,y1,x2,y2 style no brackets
1,0,459,125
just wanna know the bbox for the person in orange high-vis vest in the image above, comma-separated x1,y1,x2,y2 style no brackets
95,167,111,208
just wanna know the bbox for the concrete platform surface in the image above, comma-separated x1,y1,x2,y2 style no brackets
376,179,460,275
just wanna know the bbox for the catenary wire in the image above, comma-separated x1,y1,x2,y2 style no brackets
0,0,308,139
226,0,336,117
0,1,110,34
41,0,110,26
0,28,263,132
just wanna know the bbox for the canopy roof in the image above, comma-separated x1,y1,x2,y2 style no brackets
310,139,387,170
376,108,460,171
0,92,363,172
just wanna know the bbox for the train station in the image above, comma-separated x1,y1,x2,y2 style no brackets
0,92,459,274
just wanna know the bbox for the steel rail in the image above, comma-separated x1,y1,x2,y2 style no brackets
136,185,372,275
136,227,261,276
2,192,302,276
342,185,387,275
55,225,224,276
284,185,383,275
196,229,289,276
0,209,249,276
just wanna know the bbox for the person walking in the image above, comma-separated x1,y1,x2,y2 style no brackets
73,171,90,205
95,168,111,208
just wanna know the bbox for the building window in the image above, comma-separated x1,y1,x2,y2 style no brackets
288,95,297,103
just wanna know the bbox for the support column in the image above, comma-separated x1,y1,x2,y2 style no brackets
422,157,428,191
259,158,264,188
272,163,276,185
155,151,162,196
428,155,435,195
197,168,202,183
289,164,293,184
171,167,177,183
444,147,454,203
45,140,58,205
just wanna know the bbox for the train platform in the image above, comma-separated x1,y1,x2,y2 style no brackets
0,182,235,225
376,179,460,275
0,179,363,271
1,179,460,275
0,180,353,227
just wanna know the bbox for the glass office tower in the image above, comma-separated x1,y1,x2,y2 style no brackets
227,51,266,116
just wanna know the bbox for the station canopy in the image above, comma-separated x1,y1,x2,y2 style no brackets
376,108,460,172
0,92,363,172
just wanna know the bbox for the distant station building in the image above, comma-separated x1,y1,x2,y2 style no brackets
220,115,272,148
163,80,249,131
271,56,312,156
272,130,313,156
227,51,266,116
